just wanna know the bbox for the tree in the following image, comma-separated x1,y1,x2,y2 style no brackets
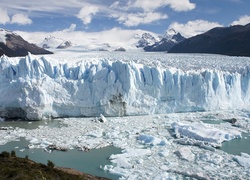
47,160,55,168
25,155,29,160
11,150,16,157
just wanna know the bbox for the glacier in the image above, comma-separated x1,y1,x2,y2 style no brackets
1,52,250,120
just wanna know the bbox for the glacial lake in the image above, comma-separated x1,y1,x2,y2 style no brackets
0,120,121,180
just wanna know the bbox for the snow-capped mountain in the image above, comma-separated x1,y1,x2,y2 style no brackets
136,33,158,48
1,52,250,120
0,29,53,57
144,29,185,52
40,35,72,49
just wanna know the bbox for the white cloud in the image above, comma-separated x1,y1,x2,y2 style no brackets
62,24,76,32
0,0,196,28
131,0,196,12
0,8,10,24
110,0,195,27
0,8,32,25
0,0,83,16
117,12,168,27
168,20,223,38
11,13,32,25
230,15,250,26
110,1,120,9
77,5,99,25
167,0,196,11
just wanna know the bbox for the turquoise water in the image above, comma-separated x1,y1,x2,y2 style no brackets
0,138,121,179
201,119,250,156
220,133,250,155
0,119,65,129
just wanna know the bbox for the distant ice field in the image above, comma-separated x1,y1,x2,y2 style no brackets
43,50,250,72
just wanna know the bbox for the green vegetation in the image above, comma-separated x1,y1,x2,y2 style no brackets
0,151,108,180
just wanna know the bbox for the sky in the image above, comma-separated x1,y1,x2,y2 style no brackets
0,0,250,39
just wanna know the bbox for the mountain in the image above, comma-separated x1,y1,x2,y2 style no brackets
168,23,250,57
136,33,158,48
143,29,185,52
41,35,72,49
0,29,53,57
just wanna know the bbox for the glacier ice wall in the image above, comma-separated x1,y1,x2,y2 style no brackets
0,53,250,120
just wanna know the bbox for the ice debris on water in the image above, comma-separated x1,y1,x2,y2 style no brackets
0,111,249,179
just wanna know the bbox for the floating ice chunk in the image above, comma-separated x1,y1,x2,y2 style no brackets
234,153,250,167
86,129,103,138
28,137,39,144
171,122,241,146
107,166,131,177
158,149,169,157
198,152,223,165
28,144,35,149
110,156,132,169
137,134,166,146
99,114,107,123
153,172,171,180
110,148,151,159
174,147,195,161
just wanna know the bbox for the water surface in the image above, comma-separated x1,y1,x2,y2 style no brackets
0,137,121,179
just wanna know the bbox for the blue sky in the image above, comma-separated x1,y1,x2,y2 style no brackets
0,0,250,37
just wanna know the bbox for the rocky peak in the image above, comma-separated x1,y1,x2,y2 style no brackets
136,33,157,48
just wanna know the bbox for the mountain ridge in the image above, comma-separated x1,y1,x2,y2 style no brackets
0,29,53,57
168,23,250,57
143,31,186,52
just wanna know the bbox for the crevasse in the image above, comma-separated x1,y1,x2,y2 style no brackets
0,53,250,120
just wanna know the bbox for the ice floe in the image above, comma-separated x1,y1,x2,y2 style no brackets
171,121,241,147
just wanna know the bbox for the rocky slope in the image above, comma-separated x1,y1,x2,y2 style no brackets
0,29,53,57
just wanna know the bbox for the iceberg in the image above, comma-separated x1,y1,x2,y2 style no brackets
171,122,241,147
1,52,250,120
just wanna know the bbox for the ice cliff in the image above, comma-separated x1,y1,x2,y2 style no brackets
1,53,250,120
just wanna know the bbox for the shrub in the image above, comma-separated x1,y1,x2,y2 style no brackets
1,151,10,158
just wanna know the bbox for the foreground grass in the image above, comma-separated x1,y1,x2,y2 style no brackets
0,151,109,180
